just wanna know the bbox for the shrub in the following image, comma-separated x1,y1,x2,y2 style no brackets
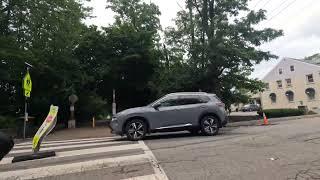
262,108,304,118
0,116,16,129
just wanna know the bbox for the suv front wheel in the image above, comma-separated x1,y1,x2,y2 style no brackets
125,119,147,141
200,116,219,136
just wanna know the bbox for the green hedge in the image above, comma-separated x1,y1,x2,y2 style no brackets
0,116,16,129
261,109,304,118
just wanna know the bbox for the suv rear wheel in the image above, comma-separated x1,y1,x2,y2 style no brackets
125,119,147,141
200,115,219,136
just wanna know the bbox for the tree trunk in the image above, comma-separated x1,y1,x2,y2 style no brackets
208,0,215,39
200,0,209,69
187,0,195,61
163,44,170,68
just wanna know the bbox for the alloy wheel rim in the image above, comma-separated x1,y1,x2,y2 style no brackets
128,122,144,139
203,118,218,134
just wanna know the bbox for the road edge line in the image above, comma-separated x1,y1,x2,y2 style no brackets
138,140,169,180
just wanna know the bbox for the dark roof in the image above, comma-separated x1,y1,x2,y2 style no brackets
296,54,320,66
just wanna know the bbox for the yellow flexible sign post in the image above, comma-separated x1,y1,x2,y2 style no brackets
32,105,58,153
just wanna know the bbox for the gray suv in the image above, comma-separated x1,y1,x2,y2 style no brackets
110,92,228,140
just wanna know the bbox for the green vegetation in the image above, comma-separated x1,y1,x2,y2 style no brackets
0,0,281,127
0,116,16,129
305,53,320,65
262,109,305,118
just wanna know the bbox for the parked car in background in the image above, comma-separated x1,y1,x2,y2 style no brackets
110,92,228,140
241,104,260,112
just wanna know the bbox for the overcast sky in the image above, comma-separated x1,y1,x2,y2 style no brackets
84,0,320,79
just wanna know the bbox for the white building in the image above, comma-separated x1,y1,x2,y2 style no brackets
259,58,320,110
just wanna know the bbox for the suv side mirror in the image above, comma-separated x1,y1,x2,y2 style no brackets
153,103,161,110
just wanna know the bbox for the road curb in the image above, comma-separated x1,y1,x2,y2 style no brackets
228,114,320,127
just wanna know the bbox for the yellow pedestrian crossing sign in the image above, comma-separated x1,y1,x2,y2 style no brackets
24,91,31,97
23,71,32,97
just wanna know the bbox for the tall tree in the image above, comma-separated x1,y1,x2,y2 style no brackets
95,0,162,110
163,0,283,107
0,0,92,123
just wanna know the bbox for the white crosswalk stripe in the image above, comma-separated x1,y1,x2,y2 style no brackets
0,137,168,180
14,137,120,149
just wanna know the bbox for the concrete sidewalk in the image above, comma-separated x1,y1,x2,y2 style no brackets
228,113,320,127
14,126,113,143
46,126,113,141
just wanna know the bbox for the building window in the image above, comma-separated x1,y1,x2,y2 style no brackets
290,65,294,71
276,80,282,88
285,79,292,87
265,83,270,90
285,91,294,102
269,93,276,103
279,68,283,75
306,74,314,83
305,88,315,100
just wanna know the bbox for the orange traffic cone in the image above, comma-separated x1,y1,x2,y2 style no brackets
262,112,269,125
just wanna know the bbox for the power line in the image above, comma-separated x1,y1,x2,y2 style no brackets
268,0,291,15
253,0,265,9
278,0,316,25
259,0,272,10
176,1,184,11
268,0,297,22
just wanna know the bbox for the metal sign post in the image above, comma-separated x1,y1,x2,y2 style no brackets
68,94,78,128
112,89,116,115
24,97,27,139
22,64,32,139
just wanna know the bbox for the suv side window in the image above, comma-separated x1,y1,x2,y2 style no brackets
158,96,178,107
199,95,210,103
176,95,204,105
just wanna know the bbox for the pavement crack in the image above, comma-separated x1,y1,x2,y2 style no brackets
304,137,320,142
283,159,320,167
194,153,220,160
159,159,197,164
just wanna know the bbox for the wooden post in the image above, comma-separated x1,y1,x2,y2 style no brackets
92,116,95,128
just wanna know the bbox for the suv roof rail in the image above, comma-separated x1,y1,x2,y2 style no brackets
168,92,208,95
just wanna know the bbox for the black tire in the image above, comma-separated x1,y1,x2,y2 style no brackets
125,119,147,141
200,115,219,136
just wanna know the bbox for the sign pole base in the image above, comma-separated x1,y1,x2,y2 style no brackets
12,151,55,163
68,119,76,128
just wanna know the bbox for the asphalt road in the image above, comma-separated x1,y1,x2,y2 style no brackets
145,117,320,180
3,117,320,180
